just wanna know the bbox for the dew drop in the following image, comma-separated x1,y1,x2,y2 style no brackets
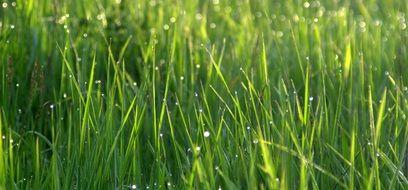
210,23,217,29
195,13,203,20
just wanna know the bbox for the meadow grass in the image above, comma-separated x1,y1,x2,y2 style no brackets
1,0,408,189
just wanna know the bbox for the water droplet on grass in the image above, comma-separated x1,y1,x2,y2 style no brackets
2,2,7,8
163,24,169,30
195,13,203,20
130,184,137,189
210,23,217,29
204,131,210,138
196,146,201,151
309,96,314,101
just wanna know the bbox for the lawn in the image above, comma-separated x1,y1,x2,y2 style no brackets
1,0,408,189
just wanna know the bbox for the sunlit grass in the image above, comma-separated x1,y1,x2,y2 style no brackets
1,0,408,189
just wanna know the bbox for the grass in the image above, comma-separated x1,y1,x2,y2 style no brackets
1,0,408,189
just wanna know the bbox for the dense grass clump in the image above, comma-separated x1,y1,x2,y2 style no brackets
1,0,408,189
